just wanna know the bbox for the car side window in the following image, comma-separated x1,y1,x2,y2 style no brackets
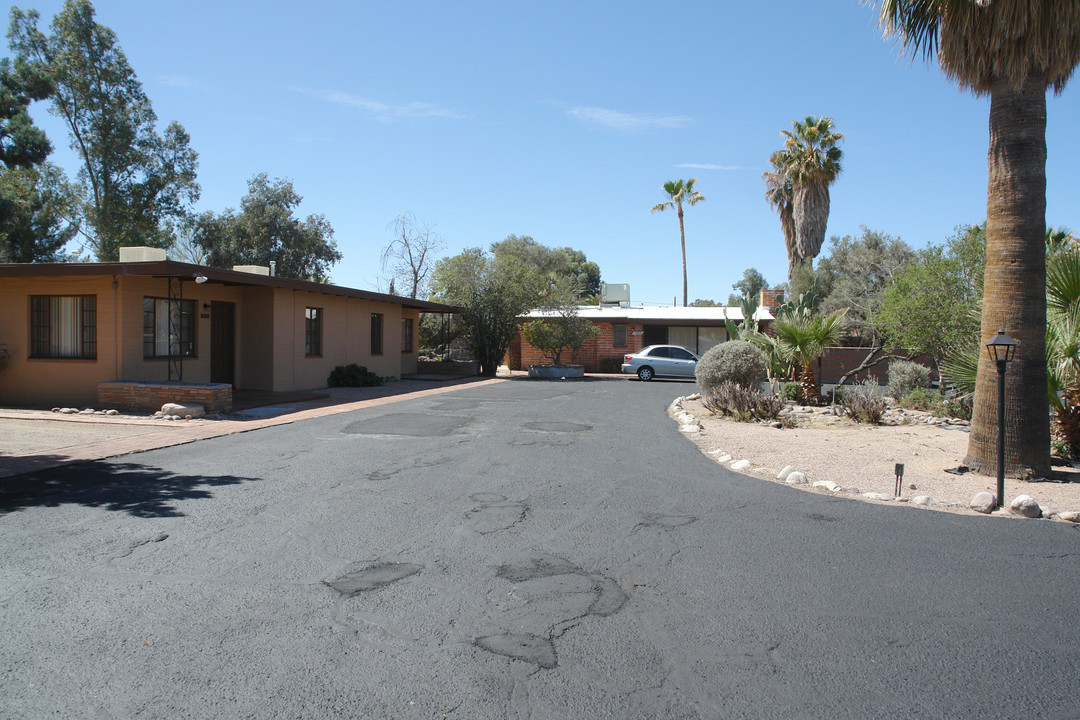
648,347,669,358
672,348,694,360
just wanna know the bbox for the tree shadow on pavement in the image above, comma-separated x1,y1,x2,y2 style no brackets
0,460,259,518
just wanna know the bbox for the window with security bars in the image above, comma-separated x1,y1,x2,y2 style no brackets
401,318,413,352
30,295,97,359
305,307,322,356
613,324,627,347
143,297,196,358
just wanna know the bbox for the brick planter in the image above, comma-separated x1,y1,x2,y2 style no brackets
98,381,233,414
527,364,585,379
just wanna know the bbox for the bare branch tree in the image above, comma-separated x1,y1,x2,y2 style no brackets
382,212,446,299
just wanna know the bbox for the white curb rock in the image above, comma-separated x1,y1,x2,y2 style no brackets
161,402,205,419
812,480,841,492
715,453,733,464
1058,511,1080,523
911,495,934,506
785,471,808,485
969,491,997,514
776,465,796,480
1009,494,1042,518
730,459,752,471
863,492,894,501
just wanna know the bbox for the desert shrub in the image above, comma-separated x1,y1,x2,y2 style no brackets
703,380,785,422
900,387,944,412
942,396,972,420
328,363,384,388
695,340,768,394
838,380,887,424
887,360,931,400
780,382,801,402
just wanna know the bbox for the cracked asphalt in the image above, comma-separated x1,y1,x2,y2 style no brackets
1,378,1078,719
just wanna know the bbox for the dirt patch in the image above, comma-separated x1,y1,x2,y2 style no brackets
675,395,1080,520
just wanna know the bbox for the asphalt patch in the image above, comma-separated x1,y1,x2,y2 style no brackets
474,632,557,669
522,421,590,434
328,562,424,595
342,413,471,437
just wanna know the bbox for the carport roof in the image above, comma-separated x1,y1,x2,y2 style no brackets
0,259,459,313
521,304,774,324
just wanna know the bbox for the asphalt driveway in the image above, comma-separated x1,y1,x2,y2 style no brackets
1,378,1077,719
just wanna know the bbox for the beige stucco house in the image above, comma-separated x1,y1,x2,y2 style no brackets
0,249,455,408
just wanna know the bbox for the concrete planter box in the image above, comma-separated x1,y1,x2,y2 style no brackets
416,360,478,376
528,364,585,379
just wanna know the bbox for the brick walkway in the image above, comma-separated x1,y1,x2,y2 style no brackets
0,377,509,479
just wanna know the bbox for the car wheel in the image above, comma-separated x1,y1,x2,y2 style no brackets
637,366,654,381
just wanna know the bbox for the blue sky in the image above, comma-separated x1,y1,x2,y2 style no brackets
9,0,1079,305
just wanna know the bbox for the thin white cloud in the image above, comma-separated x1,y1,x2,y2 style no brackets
159,75,209,90
290,86,467,122
567,106,691,131
676,163,747,171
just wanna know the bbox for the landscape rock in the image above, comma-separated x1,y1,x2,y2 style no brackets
969,491,997,514
1058,511,1080,523
863,492,893,501
812,480,841,492
715,453,733,463
776,465,796,480
105,409,119,416
730,459,752,471
785,471,807,485
161,402,205,419
911,495,934,506
1008,494,1042,518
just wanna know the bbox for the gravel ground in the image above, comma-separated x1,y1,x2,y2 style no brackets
676,394,1080,520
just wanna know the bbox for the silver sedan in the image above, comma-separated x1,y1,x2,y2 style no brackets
621,345,699,381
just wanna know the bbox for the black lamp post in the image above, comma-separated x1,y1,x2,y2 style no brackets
985,328,1018,509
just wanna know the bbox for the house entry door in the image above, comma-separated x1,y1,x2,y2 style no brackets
210,301,235,385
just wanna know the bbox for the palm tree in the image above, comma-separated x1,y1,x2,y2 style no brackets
875,1,1080,477
771,308,848,404
762,162,800,279
651,178,705,307
770,117,843,267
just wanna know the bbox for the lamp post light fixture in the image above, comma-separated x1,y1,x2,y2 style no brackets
986,328,1018,509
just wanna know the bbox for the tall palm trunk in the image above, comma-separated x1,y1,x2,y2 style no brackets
677,203,687,307
964,75,1050,476
781,204,800,277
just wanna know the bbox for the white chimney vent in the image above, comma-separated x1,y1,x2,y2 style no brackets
232,265,270,276
119,246,167,262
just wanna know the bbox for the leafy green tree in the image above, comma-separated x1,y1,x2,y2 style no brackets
520,278,601,366
651,177,705,307
0,162,79,261
876,244,981,379
430,248,546,377
727,267,767,306
875,1,1080,476
9,0,199,260
489,234,601,298
0,55,51,169
768,117,842,268
690,298,720,307
192,173,341,282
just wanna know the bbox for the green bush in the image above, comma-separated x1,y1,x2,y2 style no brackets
838,380,887,424
695,340,768,394
702,380,785,422
327,364,384,388
900,387,944,412
780,382,801,402
887,360,931,400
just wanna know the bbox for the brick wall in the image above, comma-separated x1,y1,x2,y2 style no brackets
97,381,233,414
513,321,645,373
760,288,783,311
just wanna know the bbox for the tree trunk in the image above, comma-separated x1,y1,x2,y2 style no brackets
964,75,1050,477
678,204,687,307
782,204,800,280
793,183,830,263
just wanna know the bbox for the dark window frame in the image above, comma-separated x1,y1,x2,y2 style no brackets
29,295,97,359
305,307,323,357
143,297,197,359
371,313,384,356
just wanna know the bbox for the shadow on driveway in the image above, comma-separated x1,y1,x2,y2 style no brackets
0,460,259,518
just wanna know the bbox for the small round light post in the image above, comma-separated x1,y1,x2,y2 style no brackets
986,329,1018,509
